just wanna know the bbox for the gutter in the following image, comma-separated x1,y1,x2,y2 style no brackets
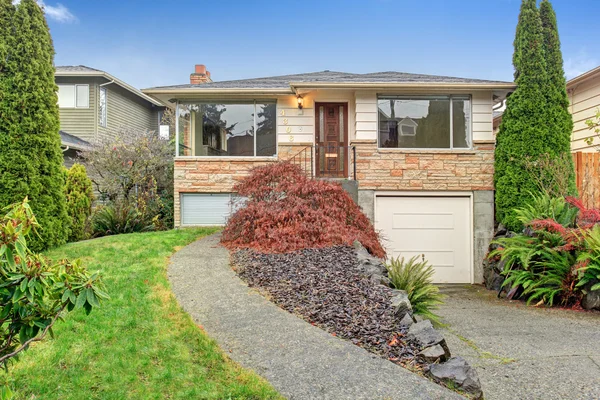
290,82,517,90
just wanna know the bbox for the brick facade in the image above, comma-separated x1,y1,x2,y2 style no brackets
173,141,494,225
352,140,494,191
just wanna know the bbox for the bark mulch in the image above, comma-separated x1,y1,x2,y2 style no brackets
232,246,425,369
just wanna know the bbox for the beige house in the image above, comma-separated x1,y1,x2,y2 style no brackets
143,65,515,284
568,66,600,152
55,65,165,166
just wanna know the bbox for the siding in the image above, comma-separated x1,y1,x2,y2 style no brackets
98,84,160,140
57,80,96,141
569,74,600,152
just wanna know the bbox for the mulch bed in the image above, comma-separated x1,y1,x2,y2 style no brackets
232,246,425,369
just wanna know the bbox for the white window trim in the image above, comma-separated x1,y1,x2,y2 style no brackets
99,87,107,127
57,84,90,109
377,94,472,151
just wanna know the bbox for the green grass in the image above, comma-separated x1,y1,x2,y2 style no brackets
6,228,282,400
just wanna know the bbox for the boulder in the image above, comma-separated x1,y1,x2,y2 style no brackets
429,357,483,399
353,240,390,286
399,313,415,328
418,344,450,363
483,258,504,291
390,289,413,319
582,282,600,310
406,320,444,348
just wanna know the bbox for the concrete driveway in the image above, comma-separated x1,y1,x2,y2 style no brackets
437,285,600,400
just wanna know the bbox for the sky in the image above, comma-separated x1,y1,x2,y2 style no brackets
38,0,600,90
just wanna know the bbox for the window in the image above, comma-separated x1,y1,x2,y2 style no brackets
57,84,89,108
99,87,107,127
176,101,277,157
378,95,471,149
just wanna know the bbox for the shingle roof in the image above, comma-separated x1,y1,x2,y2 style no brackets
55,65,103,73
60,130,92,150
146,70,514,91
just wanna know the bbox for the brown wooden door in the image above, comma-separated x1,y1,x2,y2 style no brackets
315,103,348,178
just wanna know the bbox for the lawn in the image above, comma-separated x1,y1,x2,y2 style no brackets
6,228,281,400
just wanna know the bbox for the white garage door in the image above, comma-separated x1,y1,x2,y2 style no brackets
181,193,234,226
375,196,472,283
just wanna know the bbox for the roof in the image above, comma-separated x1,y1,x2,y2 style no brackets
493,110,504,120
55,65,164,107
567,65,600,87
60,130,92,150
143,70,516,94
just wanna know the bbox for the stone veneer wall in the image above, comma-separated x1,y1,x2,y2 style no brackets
351,140,494,191
173,144,311,225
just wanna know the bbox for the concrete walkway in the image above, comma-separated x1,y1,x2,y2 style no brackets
438,285,600,400
168,234,460,400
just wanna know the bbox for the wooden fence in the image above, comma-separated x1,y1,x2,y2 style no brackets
573,151,600,209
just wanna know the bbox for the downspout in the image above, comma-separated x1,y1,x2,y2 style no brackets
61,145,70,152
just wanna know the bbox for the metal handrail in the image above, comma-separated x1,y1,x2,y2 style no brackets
288,145,314,178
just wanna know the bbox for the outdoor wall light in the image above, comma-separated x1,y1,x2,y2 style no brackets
297,95,304,109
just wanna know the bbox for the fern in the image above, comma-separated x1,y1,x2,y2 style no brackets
385,256,445,324
515,192,578,228
576,225,600,291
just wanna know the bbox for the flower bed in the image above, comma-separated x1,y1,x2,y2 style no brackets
233,246,423,367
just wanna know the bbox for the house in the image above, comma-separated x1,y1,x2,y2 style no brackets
567,66,600,152
55,65,165,166
143,65,515,284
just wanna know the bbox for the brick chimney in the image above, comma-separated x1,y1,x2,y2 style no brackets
190,64,212,84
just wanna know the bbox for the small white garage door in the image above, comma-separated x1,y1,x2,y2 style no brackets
375,196,472,283
181,193,236,226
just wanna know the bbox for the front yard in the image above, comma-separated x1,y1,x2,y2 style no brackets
6,229,280,399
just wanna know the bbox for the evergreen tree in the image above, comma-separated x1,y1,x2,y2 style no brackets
540,0,577,194
495,0,550,231
65,164,94,242
0,0,69,250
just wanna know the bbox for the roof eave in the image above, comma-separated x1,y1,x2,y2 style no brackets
567,66,600,87
290,81,517,90
142,88,295,95
56,70,165,107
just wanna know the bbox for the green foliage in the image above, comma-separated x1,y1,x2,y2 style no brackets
575,225,600,292
0,199,106,381
515,193,578,227
0,0,70,252
91,201,154,237
385,256,445,323
6,228,281,399
65,164,95,242
495,0,576,232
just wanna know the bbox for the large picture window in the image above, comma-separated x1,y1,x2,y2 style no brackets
176,101,276,157
378,95,471,149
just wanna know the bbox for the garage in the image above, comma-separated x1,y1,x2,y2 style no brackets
375,195,472,283
180,193,239,226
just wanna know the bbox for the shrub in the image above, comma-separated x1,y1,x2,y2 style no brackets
91,201,154,237
65,164,95,242
491,194,600,307
0,0,70,252
221,162,385,257
0,199,106,395
386,256,444,323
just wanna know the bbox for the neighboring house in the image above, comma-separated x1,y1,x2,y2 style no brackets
55,65,165,165
143,65,515,284
568,66,600,152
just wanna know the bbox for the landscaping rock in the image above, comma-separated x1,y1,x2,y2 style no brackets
399,313,415,328
390,289,412,319
429,357,483,399
406,320,445,348
483,258,504,291
582,282,600,310
418,344,449,363
353,240,390,286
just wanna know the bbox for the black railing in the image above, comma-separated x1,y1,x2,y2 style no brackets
289,146,314,178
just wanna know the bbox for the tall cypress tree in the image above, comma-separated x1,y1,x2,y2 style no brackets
495,0,550,231
0,0,69,250
540,0,577,195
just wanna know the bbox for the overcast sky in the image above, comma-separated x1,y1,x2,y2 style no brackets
40,0,600,89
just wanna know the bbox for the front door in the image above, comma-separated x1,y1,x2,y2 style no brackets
315,103,348,178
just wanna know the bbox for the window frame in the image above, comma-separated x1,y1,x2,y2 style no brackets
98,86,107,127
376,94,472,150
57,84,90,109
175,100,278,158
